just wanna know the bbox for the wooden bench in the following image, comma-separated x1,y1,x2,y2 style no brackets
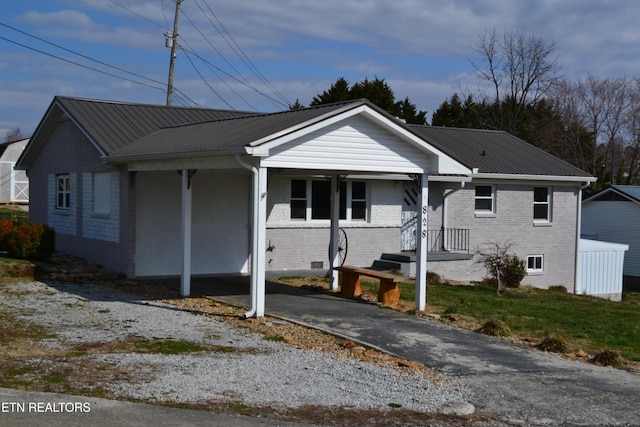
335,265,403,307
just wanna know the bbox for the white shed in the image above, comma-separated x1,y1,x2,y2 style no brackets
577,239,629,301
0,138,29,203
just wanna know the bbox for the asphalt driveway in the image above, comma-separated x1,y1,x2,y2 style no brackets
185,276,640,426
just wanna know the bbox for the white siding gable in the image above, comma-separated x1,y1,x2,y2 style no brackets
261,115,430,173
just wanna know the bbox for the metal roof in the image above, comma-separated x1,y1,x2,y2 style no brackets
18,96,596,181
407,125,593,178
108,101,363,160
584,185,640,204
55,96,254,154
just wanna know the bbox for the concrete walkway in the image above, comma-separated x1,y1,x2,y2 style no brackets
183,275,640,426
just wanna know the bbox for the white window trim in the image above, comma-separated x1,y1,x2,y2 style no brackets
56,174,71,210
290,179,368,223
533,187,552,224
527,255,544,274
474,185,496,216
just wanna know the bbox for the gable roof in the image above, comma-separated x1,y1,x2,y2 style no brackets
583,185,640,204
107,100,370,160
17,96,596,183
17,96,253,168
408,125,593,179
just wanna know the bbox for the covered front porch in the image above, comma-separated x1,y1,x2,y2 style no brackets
110,101,474,317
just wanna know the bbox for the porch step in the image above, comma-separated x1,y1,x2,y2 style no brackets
370,253,414,277
380,252,415,263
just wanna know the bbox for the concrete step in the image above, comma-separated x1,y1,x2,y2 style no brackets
380,252,415,263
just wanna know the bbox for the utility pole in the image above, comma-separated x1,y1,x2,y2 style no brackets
165,0,183,106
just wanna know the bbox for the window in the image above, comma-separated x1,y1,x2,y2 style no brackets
290,179,367,221
533,187,551,221
527,255,544,273
57,175,71,209
474,185,494,213
93,172,111,215
290,179,307,219
351,181,367,221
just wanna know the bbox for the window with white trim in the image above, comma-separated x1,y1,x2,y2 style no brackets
57,175,71,209
527,255,544,273
93,172,111,215
474,185,495,213
290,179,367,221
533,187,551,222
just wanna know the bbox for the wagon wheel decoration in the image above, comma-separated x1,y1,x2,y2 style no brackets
328,228,349,267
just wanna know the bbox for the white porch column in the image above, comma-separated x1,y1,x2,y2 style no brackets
180,169,192,297
329,174,340,290
415,174,428,311
254,165,268,317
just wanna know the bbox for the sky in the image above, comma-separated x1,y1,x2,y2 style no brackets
1,0,639,138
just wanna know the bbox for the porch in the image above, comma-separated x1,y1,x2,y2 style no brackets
372,227,472,277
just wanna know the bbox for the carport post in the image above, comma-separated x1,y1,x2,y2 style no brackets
415,174,428,311
329,174,340,290
180,168,192,297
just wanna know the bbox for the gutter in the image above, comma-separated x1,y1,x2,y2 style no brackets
472,173,597,184
235,154,260,318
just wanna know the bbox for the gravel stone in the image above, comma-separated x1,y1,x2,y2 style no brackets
0,280,471,413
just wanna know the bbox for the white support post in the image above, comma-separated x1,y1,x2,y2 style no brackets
415,174,428,311
180,169,192,297
329,174,340,290
254,166,268,317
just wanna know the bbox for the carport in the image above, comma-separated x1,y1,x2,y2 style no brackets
108,100,471,317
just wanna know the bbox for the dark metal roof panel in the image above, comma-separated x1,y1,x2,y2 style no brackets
408,125,593,178
109,101,366,158
56,97,254,154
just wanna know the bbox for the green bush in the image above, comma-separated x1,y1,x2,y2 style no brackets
501,255,526,288
5,222,55,260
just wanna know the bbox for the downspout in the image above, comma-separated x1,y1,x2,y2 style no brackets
442,181,466,251
574,181,592,295
236,154,260,318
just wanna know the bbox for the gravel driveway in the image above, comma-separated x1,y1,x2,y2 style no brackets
0,280,480,426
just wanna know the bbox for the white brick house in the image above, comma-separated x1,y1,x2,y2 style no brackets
17,96,595,317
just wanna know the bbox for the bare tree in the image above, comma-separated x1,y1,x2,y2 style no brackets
472,28,563,134
475,242,526,294
4,127,26,142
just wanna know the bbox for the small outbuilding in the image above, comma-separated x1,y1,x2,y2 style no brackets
577,239,628,301
582,185,640,290
0,138,29,204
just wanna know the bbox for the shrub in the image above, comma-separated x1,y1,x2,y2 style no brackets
501,255,526,288
476,318,512,337
5,222,55,260
0,219,14,251
537,335,569,353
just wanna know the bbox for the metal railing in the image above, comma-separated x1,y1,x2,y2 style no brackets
428,227,469,253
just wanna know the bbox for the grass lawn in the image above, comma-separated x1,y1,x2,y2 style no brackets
0,206,28,222
359,280,640,363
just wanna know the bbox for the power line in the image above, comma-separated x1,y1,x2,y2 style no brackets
177,35,256,110
181,48,235,109
0,22,166,89
0,22,200,106
108,0,165,29
180,45,288,109
196,0,290,106
0,34,165,92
